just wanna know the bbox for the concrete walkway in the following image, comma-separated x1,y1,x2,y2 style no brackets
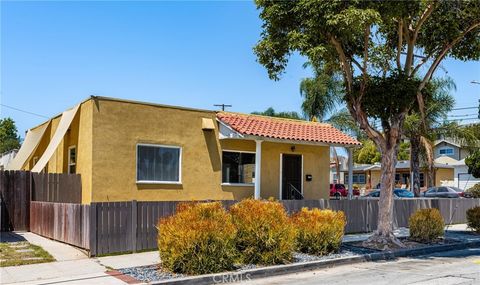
1,232,125,285
1,232,88,261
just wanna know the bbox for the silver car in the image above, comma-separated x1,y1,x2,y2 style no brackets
423,186,469,198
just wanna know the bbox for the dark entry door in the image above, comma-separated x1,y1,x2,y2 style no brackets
282,154,302,200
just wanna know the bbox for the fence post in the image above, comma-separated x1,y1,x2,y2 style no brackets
89,203,97,257
366,199,370,232
131,200,137,253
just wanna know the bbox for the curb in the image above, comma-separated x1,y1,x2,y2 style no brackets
150,240,480,285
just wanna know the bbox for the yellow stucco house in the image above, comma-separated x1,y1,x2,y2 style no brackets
7,96,360,204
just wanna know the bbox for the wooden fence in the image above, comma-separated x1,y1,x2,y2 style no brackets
86,198,480,256
0,171,30,231
0,170,81,231
30,202,90,249
31,173,82,203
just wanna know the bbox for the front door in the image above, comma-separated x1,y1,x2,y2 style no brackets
282,154,302,200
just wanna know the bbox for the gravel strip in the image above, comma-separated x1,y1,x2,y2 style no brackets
118,248,366,282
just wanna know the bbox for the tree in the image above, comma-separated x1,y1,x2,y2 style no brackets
299,63,343,121
0,118,21,154
251,107,302,120
466,150,480,178
254,0,480,248
404,77,456,196
354,140,409,165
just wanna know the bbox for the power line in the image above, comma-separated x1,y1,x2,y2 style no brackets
447,113,477,117
450,106,477,111
0,104,49,119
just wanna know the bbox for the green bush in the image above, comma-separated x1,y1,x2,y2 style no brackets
409,208,445,242
466,184,480,198
292,208,346,255
466,206,480,233
157,202,237,275
230,199,296,265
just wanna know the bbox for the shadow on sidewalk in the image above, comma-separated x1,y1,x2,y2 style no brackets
0,231,28,243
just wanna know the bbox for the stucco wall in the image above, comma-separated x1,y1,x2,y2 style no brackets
23,102,94,203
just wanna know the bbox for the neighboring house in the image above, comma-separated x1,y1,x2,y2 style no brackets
435,155,480,190
6,96,360,204
434,139,469,161
341,160,454,190
329,155,348,184
0,149,18,170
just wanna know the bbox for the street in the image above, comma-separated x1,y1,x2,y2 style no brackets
242,248,480,285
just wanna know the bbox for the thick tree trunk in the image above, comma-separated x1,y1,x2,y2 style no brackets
363,124,405,250
420,136,435,187
410,135,421,197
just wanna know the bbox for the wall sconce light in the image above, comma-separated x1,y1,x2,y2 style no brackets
291,146,296,152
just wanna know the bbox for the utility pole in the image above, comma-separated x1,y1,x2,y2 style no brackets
214,104,232,111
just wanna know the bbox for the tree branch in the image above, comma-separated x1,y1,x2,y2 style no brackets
396,20,403,70
412,54,431,75
360,25,370,97
351,58,362,71
412,2,437,44
330,36,354,93
417,21,480,121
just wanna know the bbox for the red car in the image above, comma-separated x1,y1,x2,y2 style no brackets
330,183,360,198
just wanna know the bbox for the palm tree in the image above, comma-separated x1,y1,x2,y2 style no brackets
405,78,477,196
299,64,360,185
251,107,302,120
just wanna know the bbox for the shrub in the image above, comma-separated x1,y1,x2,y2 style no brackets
466,184,480,198
292,208,346,255
409,208,444,242
157,202,237,275
466,206,480,233
230,199,296,265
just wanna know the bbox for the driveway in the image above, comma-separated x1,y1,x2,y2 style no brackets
243,248,480,285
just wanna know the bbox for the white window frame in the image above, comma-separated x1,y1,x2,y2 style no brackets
221,149,256,186
67,145,76,174
136,143,182,184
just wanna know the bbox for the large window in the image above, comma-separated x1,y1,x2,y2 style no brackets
344,174,366,184
222,151,255,184
137,144,181,183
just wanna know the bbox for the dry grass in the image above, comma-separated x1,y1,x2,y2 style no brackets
0,242,55,267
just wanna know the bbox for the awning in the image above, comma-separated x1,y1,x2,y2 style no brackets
31,104,80,173
5,122,50,170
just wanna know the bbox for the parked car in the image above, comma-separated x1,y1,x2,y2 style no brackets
329,183,360,199
423,186,471,198
363,188,414,198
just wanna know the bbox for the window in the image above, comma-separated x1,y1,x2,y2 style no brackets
419,173,425,187
439,148,454,155
68,146,76,174
136,144,181,183
344,174,366,184
437,187,448,193
222,151,255,184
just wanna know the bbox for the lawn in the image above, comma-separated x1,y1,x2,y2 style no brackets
0,242,55,267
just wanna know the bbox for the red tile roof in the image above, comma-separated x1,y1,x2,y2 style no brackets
217,112,361,146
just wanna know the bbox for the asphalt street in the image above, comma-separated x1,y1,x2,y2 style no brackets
242,248,480,285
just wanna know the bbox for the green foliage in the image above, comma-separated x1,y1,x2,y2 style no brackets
397,141,411,161
466,206,480,233
292,208,346,256
0,118,21,154
157,202,237,275
466,184,480,198
465,151,480,178
354,140,381,164
251,107,302,120
230,199,296,265
409,209,445,242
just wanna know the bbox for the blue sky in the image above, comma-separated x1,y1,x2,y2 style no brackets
1,1,479,137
